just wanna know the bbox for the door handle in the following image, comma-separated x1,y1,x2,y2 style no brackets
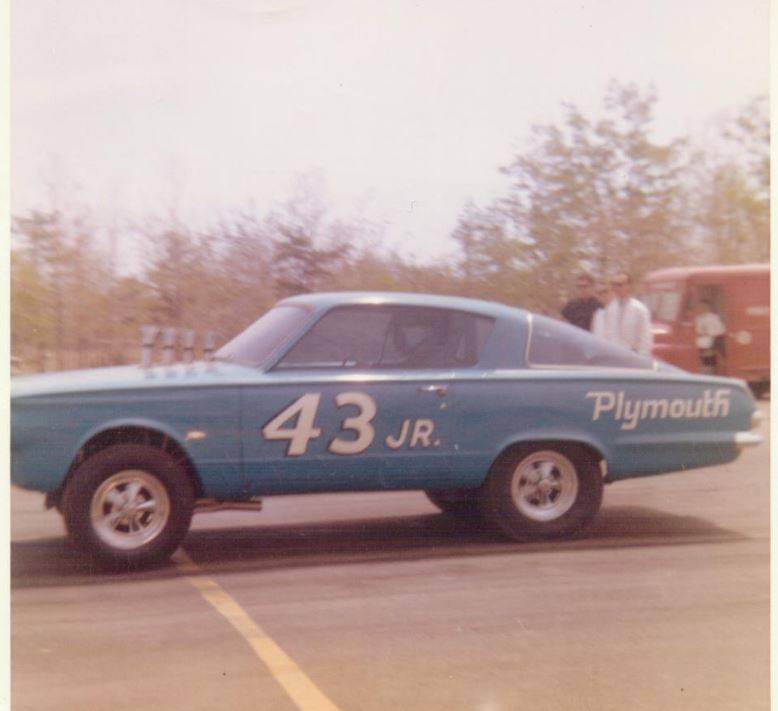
417,384,448,397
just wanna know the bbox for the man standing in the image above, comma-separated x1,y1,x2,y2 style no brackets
594,272,653,356
561,272,602,331
694,299,726,373
590,282,613,337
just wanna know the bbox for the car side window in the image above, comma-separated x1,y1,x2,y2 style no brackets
528,315,653,369
277,306,393,368
380,308,494,368
276,305,495,370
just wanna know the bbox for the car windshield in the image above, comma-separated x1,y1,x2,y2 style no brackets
641,282,682,322
215,304,311,367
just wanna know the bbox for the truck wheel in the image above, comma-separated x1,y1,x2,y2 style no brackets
425,489,482,520
61,444,194,570
480,444,603,541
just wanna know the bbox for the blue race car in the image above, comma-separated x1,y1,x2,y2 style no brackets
11,292,762,568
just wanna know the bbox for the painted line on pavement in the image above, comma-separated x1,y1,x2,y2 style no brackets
174,550,341,711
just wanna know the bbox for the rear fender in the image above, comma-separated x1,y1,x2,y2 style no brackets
491,429,609,474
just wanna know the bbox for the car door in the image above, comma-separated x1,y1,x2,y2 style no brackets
240,304,475,496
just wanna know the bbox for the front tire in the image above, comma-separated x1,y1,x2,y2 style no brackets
61,444,194,569
425,489,482,520
480,444,603,541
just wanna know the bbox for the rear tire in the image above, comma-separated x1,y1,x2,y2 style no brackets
61,444,194,570
480,443,603,541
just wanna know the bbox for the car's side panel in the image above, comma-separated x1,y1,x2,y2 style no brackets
239,371,459,494
11,387,243,497
449,372,752,484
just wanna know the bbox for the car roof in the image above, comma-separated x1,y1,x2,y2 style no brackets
278,291,525,320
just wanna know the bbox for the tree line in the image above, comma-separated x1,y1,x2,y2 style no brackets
11,83,769,372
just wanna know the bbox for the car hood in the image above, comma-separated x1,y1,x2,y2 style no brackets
11,361,262,399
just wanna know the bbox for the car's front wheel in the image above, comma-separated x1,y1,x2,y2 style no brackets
425,489,482,520
480,444,603,541
61,444,194,569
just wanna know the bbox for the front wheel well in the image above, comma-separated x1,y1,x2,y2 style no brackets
51,426,204,508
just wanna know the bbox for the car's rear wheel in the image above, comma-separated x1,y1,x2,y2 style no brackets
425,489,482,520
61,444,194,570
480,444,603,540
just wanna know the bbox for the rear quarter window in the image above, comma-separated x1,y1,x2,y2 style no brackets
527,315,653,369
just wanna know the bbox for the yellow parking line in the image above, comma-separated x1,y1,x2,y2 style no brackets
174,551,341,711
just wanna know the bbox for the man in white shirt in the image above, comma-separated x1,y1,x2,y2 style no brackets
590,282,613,338
592,272,653,357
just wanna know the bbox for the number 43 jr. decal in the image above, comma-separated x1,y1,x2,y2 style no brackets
261,391,438,456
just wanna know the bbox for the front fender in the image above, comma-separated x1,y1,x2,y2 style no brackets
71,416,195,460
67,416,244,499
12,389,243,498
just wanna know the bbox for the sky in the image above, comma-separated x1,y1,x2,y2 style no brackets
10,0,770,267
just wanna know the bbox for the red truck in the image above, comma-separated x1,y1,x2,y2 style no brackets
641,264,770,397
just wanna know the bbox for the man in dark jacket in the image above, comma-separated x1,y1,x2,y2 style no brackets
561,272,602,331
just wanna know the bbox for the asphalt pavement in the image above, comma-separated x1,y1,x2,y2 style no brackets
11,402,770,711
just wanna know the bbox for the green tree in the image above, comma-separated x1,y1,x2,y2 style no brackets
454,82,690,312
10,249,51,368
267,178,352,298
209,209,276,339
12,209,112,369
143,221,226,337
451,201,528,305
12,210,66,366
693,96,769,263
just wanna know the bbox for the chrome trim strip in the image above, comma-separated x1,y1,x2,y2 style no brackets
524,363,662,373
194,498,264,513
735,432,763,448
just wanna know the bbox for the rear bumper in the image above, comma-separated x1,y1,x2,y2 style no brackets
735,432,763,449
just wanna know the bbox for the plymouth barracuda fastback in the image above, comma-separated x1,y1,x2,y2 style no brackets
11,292,762,568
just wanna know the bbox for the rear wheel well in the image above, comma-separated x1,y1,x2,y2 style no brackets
51,427,203,508
492,439,605,477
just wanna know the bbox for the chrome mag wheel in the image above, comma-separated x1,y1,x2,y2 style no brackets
510,450,579,522
90,469,171,550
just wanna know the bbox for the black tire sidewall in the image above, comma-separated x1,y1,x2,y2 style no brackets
480,443,603,541
425,489,482,519
62,444,194,569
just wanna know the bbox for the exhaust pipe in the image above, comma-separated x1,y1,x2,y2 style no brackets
182,330,196,364
140,326,160,369
162,328,177,366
